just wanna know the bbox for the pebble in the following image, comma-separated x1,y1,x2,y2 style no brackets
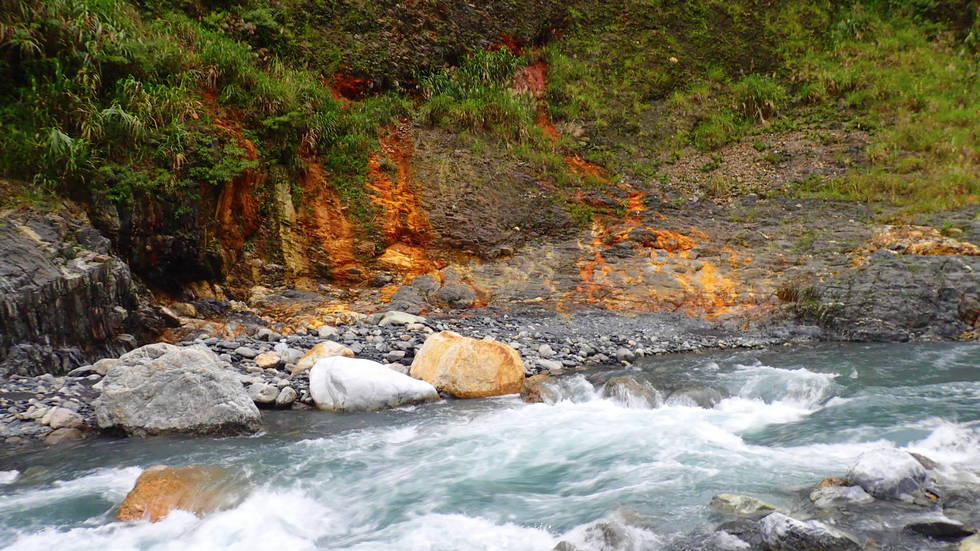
247,383,279,405
234,347,259,359
275,387,297,408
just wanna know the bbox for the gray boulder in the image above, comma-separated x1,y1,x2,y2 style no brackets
760,513,860,550
434,282,477,309
275,386,297,408
847,448,928,502
93,343,261,437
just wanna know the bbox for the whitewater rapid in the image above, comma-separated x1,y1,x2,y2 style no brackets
1,343,977,550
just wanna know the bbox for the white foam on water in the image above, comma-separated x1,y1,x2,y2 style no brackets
343,513,557,551
3,344,973,551
905,421,980,477
0,467,141,514
4,488,338,551
542,374,600,404
556,513,662,551
0,470,18,485
730,364,838,409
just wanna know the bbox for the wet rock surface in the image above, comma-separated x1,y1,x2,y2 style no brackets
116,465,247,522
0,303,804,447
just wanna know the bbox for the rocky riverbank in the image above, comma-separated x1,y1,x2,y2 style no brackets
1,303,820,447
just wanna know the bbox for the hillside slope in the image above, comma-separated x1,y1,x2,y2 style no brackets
0,0,977,370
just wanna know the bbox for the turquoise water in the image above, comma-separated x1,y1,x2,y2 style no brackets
0,342,977,550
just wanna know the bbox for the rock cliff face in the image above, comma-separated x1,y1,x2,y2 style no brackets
0,207,160,376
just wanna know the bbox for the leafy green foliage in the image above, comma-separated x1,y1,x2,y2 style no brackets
0,0,975,218
419,49,537,142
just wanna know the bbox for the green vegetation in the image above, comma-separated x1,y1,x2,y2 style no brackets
546,0,978,212
419,49,537,142
0,0,411,213
0,0,975,222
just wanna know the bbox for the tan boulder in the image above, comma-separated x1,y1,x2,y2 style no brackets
409,331,525,398
117,465,243,522
291,341,354,376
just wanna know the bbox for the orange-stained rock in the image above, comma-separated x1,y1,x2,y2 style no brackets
117,466,242,522
409,331,525,398
291,341,355,375
815,477,850,489
859,225,980,261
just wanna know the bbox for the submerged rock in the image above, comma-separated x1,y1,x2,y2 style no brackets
93,344,261,437
117,465,245,522
410,331,524,398
709,494,776,518
809,485,874,509
846,448,928,502
665,386,726,408
520,374,557,403
759,512,860,551
553,517,659,551
309,356,439,411
290,341,354,375
904,515,975,539
44,427,83,445
601,377,662,408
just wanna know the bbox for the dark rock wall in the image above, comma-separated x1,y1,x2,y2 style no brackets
807,255,980,341
0,209,160,376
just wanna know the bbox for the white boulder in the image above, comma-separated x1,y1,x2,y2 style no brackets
309,357,439,412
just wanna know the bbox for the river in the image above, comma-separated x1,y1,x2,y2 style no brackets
1,342,978,550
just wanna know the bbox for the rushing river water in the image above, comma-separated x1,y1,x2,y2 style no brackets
1,342,978,550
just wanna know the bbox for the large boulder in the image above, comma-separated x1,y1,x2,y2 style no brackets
309,356,439,411
759,513,860,551
410,331,525,398
290,341,354,376
93,344,261,437
117,465,245,522
846,448,928,502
